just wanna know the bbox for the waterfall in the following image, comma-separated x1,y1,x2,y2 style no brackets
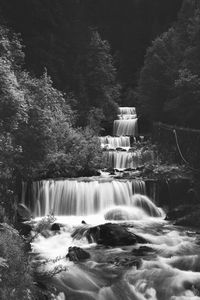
119,107,136,115
113,119,138,137
103,150,154,170
131,194,163,217
113,107,138,137
104,194,164,220
23,179,146,217
117,114,137,120
100,136,130,150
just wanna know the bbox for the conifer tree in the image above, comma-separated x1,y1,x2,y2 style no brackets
73,29,120,129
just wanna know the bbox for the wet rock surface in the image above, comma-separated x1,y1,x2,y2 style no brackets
108,256,142,269
51,223,61,231
66,246,90,262
84,223,148,246
131,245,155,256
16,203,32,236
17,203,32,222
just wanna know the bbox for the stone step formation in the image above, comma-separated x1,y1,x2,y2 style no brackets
101,107,154,170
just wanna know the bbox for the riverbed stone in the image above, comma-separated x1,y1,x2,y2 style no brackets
85,223,147,246
66,246,90,262
17,203,32,222
51,223,61,231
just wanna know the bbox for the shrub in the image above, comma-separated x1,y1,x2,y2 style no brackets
0,224,35,300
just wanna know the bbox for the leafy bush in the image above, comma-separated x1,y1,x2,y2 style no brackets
46,126,104,178
0,224,35,300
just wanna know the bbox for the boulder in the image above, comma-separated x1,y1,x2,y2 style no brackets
18,223,32,236
16,203,32,236
17,203,32,222
131,246,155,256
51,223,60,231
66,246,90,262
116,147,126,151
85,223,147,246
109,256,142,269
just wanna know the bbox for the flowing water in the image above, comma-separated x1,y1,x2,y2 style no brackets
31,207,200,300
103,150,154,170
113,107,138,137
23,178,146,217
100,136,130,150
29,107,200,300
113,119,138,137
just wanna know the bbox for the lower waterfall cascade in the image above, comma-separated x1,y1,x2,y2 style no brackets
28,106,200,300
25,178,146,217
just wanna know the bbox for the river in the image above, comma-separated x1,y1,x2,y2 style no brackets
28,107,200,300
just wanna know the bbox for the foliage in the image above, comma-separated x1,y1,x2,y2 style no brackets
46,126,103,178
34,214,56,234
142,163,191,180
0,0,183,96
0,25,24,69
0,27,27,223
13,70,74,178
0,24,104,224
0,224,35,300
73,29,120,127
137,0,200,128
137,28,179,122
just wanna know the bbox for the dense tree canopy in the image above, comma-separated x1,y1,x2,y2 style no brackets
0,25,104,222
73,30,120,128
137,0,200,128
0,0,182,103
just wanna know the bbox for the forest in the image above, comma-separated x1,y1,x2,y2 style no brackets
1,0,200,299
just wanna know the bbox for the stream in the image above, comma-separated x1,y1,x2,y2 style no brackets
28,107,200,300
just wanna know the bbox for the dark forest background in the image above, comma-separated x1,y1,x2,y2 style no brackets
0,0,183,110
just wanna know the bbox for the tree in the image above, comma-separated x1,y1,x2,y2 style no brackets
137,0,200,128
137,28,179,122
0,24,104,224
14,71,73,178
73,30,120,128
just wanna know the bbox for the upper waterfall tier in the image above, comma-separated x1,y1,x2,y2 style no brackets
118,114,137,120
113,107,138,136
23,179,146,217
100,136,130,150
119,107,136,115
113,119,138,136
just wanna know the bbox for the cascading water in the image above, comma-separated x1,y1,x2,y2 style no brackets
113,119,138,136
104,194,164,220
29,106,200,300
118,114,137,120
32,208,200,300
103,150,154,170
100,136,130,150
23,178,146,217
119,107,136,115
113,107,138,137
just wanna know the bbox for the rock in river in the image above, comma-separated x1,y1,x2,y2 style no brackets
72,223,147,246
